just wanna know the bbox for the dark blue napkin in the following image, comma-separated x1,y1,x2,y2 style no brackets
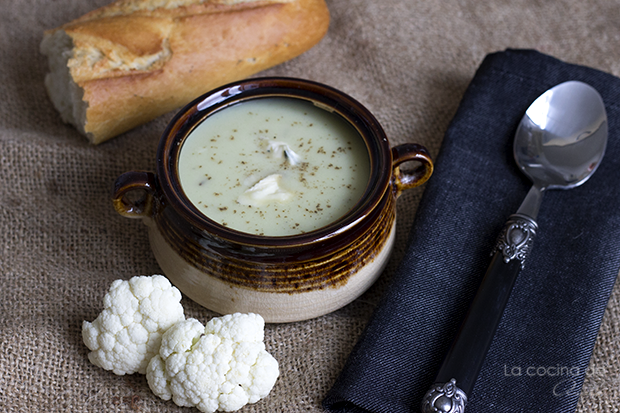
323,49,620,413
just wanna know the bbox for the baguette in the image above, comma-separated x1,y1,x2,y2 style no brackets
40,0,330,144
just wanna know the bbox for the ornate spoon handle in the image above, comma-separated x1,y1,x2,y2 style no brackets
421,213,538,413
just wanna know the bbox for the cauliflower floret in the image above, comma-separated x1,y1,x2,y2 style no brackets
82,275,185,375
146,313,279,413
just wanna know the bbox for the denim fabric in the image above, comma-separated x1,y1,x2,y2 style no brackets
323,49,620,413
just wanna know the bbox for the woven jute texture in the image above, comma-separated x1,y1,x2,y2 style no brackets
1,0,619,411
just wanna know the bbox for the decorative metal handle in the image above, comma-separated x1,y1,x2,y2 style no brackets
422,379,467,413
421,214,538,412
492,213,538,269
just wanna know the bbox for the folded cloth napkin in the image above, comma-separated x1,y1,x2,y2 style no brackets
323,49,620,413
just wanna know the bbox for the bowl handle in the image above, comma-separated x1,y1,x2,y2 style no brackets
112,171,158,218
391,143,434,196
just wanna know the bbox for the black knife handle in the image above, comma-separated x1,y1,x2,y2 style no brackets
421,213,538,413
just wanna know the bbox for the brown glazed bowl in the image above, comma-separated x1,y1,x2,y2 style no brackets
113,77,433,323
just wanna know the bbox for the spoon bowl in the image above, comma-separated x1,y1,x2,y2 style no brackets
514,80,608,191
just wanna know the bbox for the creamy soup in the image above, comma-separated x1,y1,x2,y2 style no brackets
178,97,370,236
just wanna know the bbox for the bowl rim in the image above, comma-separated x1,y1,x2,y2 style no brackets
156,77,392,248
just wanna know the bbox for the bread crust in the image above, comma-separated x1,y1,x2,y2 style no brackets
41,0,330,144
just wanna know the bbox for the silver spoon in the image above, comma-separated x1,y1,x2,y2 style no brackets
421,81,608,413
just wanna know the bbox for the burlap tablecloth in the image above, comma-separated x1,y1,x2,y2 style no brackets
1,0,618,411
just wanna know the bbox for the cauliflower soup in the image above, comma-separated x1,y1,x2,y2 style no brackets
178,97,370,236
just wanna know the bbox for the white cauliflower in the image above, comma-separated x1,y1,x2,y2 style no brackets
146,313,280,413
82,275,185,375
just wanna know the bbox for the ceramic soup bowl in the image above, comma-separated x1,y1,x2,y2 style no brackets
113,77,433,323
